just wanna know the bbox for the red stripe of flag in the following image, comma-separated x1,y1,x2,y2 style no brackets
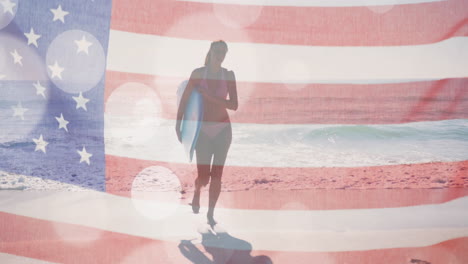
110,0,468,46
1,212,467,264
105,71,468,124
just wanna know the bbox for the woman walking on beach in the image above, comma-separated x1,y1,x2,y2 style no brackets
176,40,238,226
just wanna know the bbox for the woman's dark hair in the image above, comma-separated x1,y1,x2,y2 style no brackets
204,40,228,66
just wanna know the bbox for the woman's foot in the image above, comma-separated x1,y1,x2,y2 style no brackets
190,202,200,214
207,213,217,227
191,191,200,214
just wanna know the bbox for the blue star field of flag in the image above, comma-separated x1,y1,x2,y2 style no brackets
0,0,112,191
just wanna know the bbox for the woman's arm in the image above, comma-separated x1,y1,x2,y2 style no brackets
200,70,238,111
227,71,239,111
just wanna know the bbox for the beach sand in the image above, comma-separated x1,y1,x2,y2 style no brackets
2,156,466,210
1,157,467,264
105,156,467,193
103,156,468,209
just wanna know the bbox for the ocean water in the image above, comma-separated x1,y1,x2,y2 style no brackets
2,96,468,168
229,119,468,167
0,94,106,190
104,116,468,167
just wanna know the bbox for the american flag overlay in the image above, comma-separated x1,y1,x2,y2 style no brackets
1,0,468,263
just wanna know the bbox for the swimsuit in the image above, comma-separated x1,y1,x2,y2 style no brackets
195,67,232,166
199,67,230,139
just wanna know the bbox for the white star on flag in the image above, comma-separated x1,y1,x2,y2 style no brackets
73,92,90,111
24,28,41,48
75,36,93,54
77,146,92,165
48,61,64,79
10,49,23,66
55,113,69,132
12,101,28,120
0,74,5,80
1,0,16,15
33,134,49,154
50,5,69,23
33,81,46,98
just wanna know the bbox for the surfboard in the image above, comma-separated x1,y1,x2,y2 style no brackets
177,80,204,162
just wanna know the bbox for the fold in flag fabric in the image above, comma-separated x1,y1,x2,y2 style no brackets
0,0,467,263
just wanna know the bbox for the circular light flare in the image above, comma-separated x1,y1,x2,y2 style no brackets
46,30,105,93
130,166,182,221
212,1,264,29
105,82,162,146
0,0,18,30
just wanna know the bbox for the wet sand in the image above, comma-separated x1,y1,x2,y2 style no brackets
106,156,468,209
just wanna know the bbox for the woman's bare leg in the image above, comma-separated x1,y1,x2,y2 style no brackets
207,126,231,226
191,181,202,214
207,166,223,225
193,133,213,214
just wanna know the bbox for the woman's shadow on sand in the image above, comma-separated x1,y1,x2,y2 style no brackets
178,228,273,264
